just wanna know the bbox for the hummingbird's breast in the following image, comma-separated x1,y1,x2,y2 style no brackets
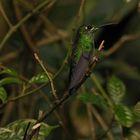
68,32,94,93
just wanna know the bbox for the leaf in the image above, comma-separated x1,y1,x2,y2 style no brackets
0,77,22,86
78,93,107,108
113,104,135,127
0,119,58,140
133,102,140,121
107,76,126,104
0,68,18,77
29,72,52,84
0,87,7,103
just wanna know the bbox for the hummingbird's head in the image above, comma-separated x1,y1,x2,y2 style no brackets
79,25,99,35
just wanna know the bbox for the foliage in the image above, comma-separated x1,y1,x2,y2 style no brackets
0,86,7,103
107,75,126,104
78,92,107,109
29,72,52,84
0,119,58,140
0,0,140,140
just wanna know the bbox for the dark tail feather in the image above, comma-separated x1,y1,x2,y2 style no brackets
68,88,76,95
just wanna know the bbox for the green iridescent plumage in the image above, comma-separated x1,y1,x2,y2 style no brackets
74,33,93,63
69,25,99,94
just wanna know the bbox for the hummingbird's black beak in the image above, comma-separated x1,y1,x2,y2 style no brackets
98,22,117,28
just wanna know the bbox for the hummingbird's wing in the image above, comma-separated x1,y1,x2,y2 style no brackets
69,54,89,91
68,47,93,93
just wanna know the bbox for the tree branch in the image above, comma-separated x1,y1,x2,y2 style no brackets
0,0,56,50
24,40,105,140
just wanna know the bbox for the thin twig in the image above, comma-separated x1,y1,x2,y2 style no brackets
0,2,13,28
13,0,38,54
23,122,31,140
34,53,58,100
24,41,104,140
0,50,20,63
67,0,86,33
25,93,70,140
77,0,86,21
1,41,104,110
13,2,70,138
105,33,140,57
16,0,68,47
87,104,96,140
6,84,46,103
0,48,70,107
90,105,115,140
0,0,56,50
74,0,86,27
55,48,70,77
91,74,112,107
36,31,68,47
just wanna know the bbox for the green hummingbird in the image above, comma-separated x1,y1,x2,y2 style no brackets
68,24,99,94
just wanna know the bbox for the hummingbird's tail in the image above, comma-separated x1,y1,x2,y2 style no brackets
68,88,76,95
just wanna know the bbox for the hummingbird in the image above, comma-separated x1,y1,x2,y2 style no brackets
68,24,99,94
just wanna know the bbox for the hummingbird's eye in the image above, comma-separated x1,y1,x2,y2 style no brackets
85,25,92,30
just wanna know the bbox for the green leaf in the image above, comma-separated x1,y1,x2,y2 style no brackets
78,93,107,108
0,87,7,103
0,68,18,77
29,72,52,84
114,104,135,127
107,76,126,104
133,102,140,121
0,77,22,86
0,119,58,140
